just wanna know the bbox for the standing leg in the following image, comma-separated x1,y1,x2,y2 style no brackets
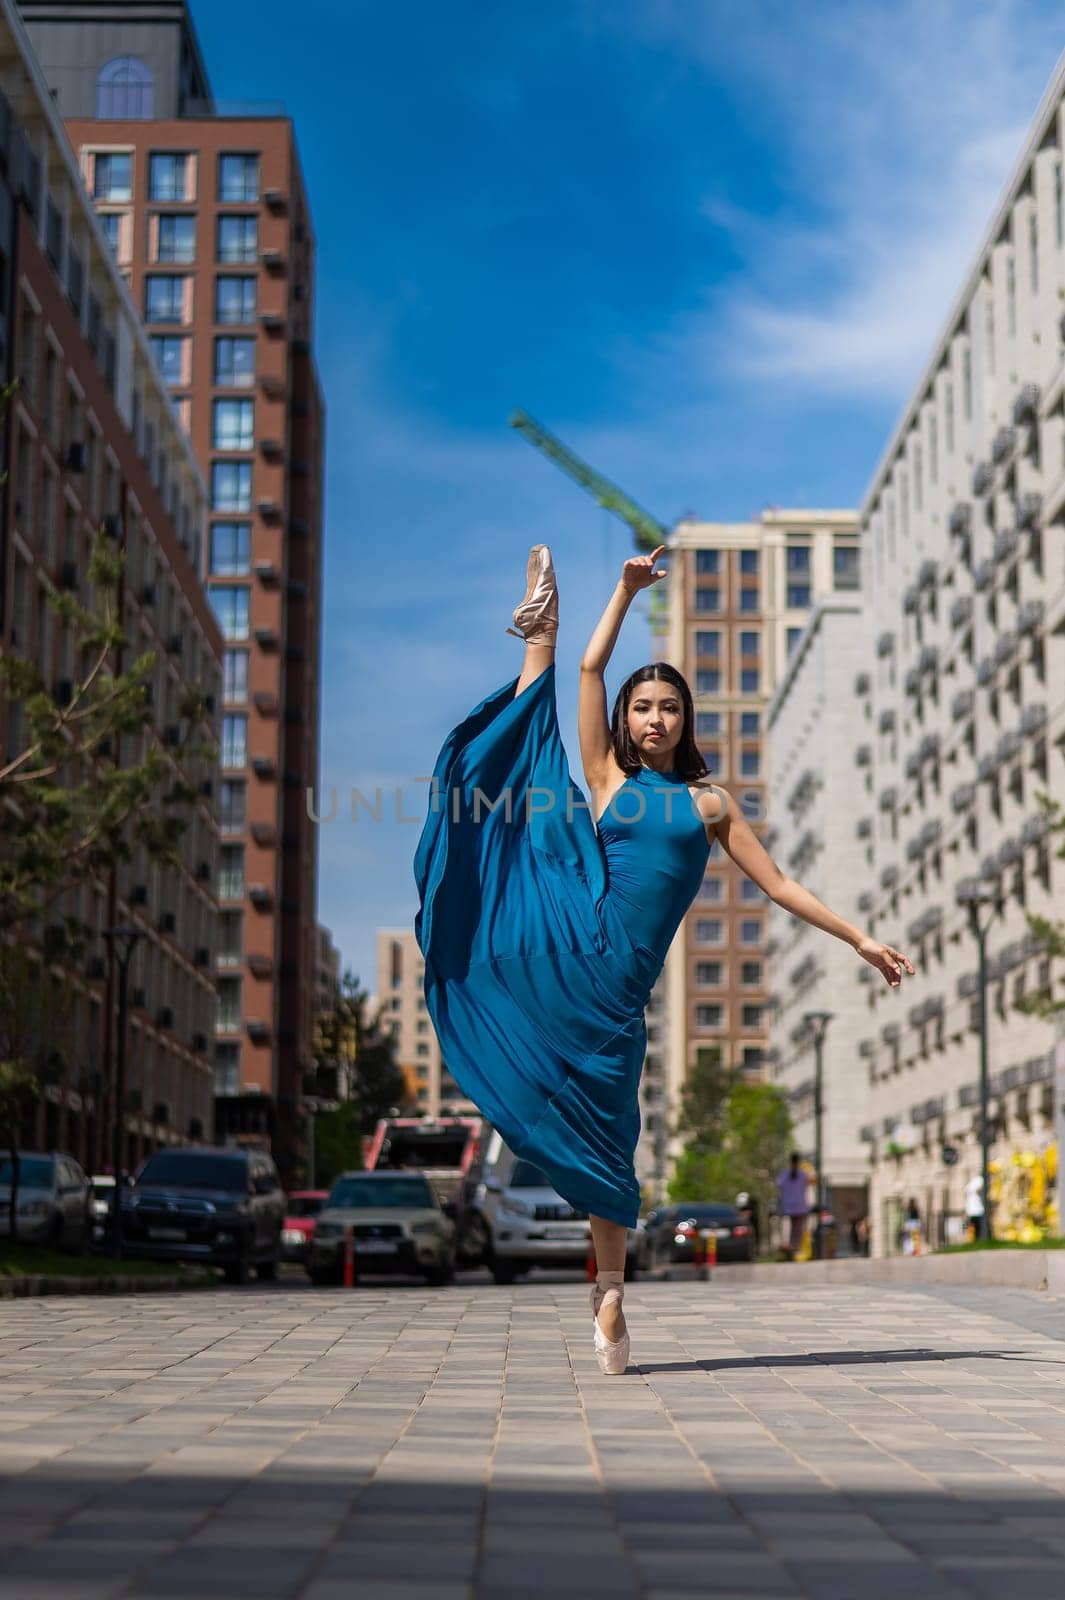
589,1215,627,1340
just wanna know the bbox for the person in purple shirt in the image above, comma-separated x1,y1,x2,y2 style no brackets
777,1152,810,1260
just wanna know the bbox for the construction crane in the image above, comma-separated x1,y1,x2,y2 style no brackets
509,409,672,639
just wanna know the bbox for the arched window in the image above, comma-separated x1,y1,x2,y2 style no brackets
96,57,154,119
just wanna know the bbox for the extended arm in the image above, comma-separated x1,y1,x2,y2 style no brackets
710,786,915,989
578,547,668,786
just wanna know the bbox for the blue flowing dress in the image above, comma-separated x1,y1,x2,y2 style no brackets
413,662,710,1228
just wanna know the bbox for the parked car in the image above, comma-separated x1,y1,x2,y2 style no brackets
88,1173,117,1249
121,1146,285,1283
308,1171,456,1286
281,1189,329,1262
458,1146,641,1284
0,1150,90,1251
638,1202,755,1272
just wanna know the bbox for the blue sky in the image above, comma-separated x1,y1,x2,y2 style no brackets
191,0,1065,993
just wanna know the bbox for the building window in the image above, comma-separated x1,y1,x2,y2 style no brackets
740,750,760,778
145,275,188,325
740,961,761,985
155,214,196,264
99,212,124,257
223,649,249,703
148,152,190,202
210,585,250,640
217,214,258,264
739,549,759,575
786,583,810,609
695,961,723,986
695,1004,724,1029
215,276,257,325
739,790,761,821
221,713,248,768
738,588,759,613
210,460,252,511
212,397,254,451
695,711,720,736
695,670,720,694
92,151,132,201
739,919,761,945
218,153,260,203
148,334,188,386
694,586,720,613
740,668,759,693
694,550,719,574
741,1004,762,1029
786,544,810,573
739,630,759,657
739,711,759,735
210,522,251,575
96,57,153,119
833,544,860,591
786,626,802,656
218,911,243,968
741,1046,763,1073
219,779,246,833
695,630,720,655
697,876,723,902
214,336,256,387
219,844,244,901
216,981,242,1035
695,919,724,946
740,878,762,902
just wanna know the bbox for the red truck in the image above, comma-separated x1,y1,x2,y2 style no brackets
364,1116,486,1213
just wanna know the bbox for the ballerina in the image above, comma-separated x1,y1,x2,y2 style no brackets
414,543,914,1374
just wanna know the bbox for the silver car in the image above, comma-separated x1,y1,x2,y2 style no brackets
0,1150,91,1251
308,1171,456,1287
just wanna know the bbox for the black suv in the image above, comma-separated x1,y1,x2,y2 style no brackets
122,1146,284,1283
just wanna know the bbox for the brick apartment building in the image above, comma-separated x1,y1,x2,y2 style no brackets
17,0,326,1182
0,0,221,1169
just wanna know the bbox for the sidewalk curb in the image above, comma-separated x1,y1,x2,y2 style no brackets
720,1251,1065,1291
0,1270,216,1298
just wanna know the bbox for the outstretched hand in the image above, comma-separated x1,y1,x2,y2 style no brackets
856,935,915,989
622,545,669,593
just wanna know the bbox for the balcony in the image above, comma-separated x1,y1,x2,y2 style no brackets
950,782,975,813
857,891,873,912
993,631,1018,667
995,729,1021,764
975,656,995,686
880,864,899,890
856,817,872,840
997,836,1023,868
903,584,919,614
854,671,871,696
951,688,974,721
1012,383,1040,425
904,751,921,780
918,819,941,850
972,461,993,496
950,595,973,630
876,631,895,657
1017,599,1043,634
878,786,897,811
994,526,1019,563
948,502,972,537
1020,703,1047,736
973,560,995,591
904,666,921,697
991,425,1016,465
1014,492,1041,530
977,753,998,783
854,744,872,767
917,558,937,589
918,733,939,763
918,645,938,675
1020,812,1049,845
878,709,896,734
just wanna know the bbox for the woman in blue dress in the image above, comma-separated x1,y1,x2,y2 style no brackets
414,543,913,1374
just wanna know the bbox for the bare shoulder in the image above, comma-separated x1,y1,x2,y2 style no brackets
687,777,732,837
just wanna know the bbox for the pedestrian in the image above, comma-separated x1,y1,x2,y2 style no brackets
414,544,914,1374
777,1153,810,1260
964,1173,985,1241
900,1198,921,1255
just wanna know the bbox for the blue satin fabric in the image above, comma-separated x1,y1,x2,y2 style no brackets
413,662,710,1227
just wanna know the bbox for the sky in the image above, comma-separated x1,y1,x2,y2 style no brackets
190,0,1065,993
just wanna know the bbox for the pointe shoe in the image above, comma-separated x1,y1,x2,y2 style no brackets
505,543,558,648
590,1270,630,1376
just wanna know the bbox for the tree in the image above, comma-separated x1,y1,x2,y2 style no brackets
0,523,211,1212
669,1081,793,1246
313,968,408,1137
311,1099,363,1191
674,1044,731,1145
1013,794,1065,1023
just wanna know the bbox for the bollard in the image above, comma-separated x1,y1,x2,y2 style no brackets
343,1226,356,1288
585,1238,597,1281
705,1230,717,1276
696,1227,710,1282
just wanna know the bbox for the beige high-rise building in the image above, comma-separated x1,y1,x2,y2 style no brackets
376,930,477,1116
646,512,859,1190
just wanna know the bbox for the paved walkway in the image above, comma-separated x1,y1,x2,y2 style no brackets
2,1279,1065,1598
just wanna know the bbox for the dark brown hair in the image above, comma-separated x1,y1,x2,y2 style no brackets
609,662,709,780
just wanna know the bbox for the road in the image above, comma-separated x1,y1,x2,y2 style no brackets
2,1276,1065,1598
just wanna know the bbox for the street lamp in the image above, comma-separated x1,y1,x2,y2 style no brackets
802,1010,834,1259
102,922,144,1259
956,879,1003,1241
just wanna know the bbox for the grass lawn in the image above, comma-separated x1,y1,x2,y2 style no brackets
0,1242,215,1280
937,1237,1065,1254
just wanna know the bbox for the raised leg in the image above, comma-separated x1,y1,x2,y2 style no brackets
589,1214,627,1340
514,640,555,699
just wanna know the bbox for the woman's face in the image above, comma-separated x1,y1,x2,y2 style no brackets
626,680,683,764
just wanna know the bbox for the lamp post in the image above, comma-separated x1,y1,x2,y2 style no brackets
102,923,144,1259
956,880,1002,1241
802,1010,834,1259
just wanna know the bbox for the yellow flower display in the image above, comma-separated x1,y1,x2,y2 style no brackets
994,1141,1058,1242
